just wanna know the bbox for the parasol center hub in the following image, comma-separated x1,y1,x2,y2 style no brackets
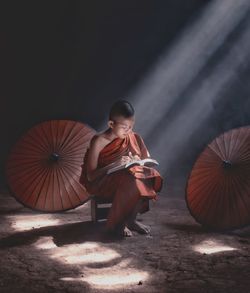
223,160,232,169
50,152,60,162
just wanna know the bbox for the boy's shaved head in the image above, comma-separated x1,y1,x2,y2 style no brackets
109,100,134,120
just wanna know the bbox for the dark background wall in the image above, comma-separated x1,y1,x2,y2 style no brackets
1,1,249,194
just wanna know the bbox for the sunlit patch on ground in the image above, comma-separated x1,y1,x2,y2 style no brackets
47,241,149,289
84,269,148,288
61,258,149,289
192,239,238,254
7,214,61,231
49,242,121,265
34,236,58,249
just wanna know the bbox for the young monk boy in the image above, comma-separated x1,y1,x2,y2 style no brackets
80,100,163,237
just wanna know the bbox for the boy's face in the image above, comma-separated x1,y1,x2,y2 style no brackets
109,115,135,138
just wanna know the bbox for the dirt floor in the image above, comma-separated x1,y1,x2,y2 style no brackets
0,188,250,293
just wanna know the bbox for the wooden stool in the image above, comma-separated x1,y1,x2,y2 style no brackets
91,196,112,222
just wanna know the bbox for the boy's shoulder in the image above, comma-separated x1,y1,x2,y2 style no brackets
90,132,111,149
91,133,106,143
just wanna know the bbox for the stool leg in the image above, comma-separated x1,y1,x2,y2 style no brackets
91,199,97,222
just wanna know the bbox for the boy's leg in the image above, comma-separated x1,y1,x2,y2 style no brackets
104,172,155,236
126,199,151,234
106,199,149,237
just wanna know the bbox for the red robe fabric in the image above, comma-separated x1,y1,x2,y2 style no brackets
80,132,163,230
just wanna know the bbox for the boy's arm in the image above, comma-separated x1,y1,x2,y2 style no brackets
86,136,131,181
86,136,109,182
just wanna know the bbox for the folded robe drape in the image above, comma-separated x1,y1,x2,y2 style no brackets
80,132,163,230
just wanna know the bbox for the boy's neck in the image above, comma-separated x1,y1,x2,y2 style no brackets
104,128,119,141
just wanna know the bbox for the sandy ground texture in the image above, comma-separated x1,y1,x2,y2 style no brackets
0,189,250,293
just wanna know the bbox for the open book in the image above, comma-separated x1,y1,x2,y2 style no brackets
107,158,159,175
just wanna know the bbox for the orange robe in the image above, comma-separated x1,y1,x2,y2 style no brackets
80,132,163,230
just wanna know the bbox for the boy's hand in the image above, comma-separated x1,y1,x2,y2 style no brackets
111,156,132,168
112,153,141,168
121,155,132,165
128,152,140,161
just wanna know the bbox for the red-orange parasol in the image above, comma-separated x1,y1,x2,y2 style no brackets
6,120,96,212
186,126,250,230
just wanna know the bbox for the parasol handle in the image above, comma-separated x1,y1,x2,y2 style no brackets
222,160,232,169
50,152,60,162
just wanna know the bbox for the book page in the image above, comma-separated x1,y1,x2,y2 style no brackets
107,158,159,174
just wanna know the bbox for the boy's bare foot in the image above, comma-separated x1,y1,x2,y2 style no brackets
123,226,133,237
112,225,133,237
127,221,151,234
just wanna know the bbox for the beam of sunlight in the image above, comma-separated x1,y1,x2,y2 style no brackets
150,13,250,172
96,0,250,178
50,242,121,265
192,239,238,254
7,214,60,231
129,0,250,138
